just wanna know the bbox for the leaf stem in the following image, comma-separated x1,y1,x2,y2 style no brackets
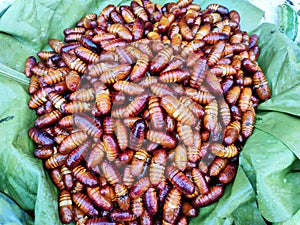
0,63,29,85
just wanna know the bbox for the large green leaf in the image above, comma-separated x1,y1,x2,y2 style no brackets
0,192,33,225
0,75,61,224
241,129,300,222
253,23,300,116
0,0,299,225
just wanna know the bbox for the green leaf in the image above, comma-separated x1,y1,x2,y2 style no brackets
278,3,299,41
253,23,300,98
0,75,62,224
255,112,300,159
0,0,299,225
274,209,300,225
0,33,37,73
0,192,33,225
241,129,300,222
251,23,300,116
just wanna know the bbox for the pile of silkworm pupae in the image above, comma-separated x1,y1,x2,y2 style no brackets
25,0,271,224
